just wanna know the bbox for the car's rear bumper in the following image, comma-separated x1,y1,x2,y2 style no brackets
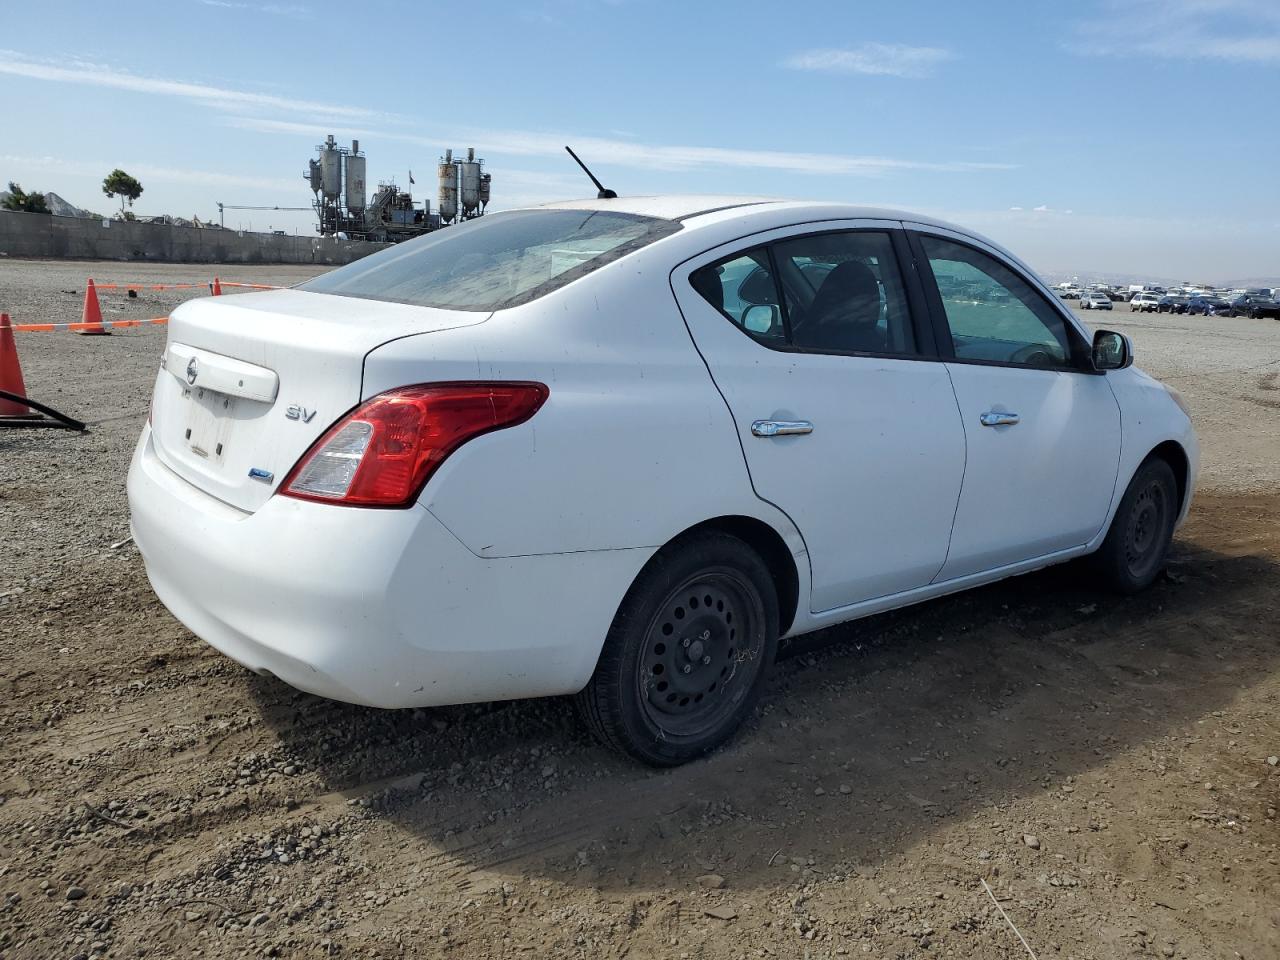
128,427,648,708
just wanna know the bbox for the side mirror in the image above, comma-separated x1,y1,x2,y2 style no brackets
742,303,780,335
1092,329,1133,371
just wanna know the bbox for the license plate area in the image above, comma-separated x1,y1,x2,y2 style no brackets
183,386,237,462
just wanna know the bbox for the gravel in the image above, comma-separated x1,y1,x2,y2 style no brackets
1,261,1278,959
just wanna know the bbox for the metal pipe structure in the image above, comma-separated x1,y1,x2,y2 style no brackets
303,136,491,240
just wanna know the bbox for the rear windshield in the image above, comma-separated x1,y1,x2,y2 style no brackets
298,209,681,311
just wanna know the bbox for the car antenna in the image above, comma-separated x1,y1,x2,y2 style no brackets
565,146,617,199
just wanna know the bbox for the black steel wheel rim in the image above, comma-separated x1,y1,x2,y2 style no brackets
1124,479,1168,579
636,570,764,740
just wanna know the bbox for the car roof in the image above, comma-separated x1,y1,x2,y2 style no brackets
523,194,1054,299
530,195,780,220
526,194,966,231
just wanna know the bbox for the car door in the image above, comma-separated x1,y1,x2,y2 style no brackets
672,223,967,613
907,227,1122,581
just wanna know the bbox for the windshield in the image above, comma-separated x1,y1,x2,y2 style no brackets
299,209,681,311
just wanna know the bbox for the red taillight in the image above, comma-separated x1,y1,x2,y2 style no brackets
279,382,549,508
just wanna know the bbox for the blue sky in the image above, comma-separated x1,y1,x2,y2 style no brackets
2,0,1277,281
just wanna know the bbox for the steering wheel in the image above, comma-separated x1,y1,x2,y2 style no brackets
1008,343,1056,366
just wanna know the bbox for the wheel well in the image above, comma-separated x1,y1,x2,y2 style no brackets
1147,440,1190,515
671,516,800,636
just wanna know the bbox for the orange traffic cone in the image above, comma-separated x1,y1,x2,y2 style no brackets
75,278,111,336
0,313,35,418
210,276,222,296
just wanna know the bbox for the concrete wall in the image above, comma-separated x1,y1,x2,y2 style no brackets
0,210,390,265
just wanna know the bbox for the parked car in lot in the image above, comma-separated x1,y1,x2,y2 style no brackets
1080,291,1113,310
1157,293,1191,314
128,197,1198,765
1130,292,1162,312
1186,294,1232,316
1227,294,1280,319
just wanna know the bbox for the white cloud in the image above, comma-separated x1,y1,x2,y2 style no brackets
198,0,310,16
227,116,1017,179
0,51,387,123
0,154,302,194
1072,0,1280,63
2,50,1010,179
1007,204,1073,215
783,43,954,78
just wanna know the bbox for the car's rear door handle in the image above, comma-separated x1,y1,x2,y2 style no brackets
979,411,1020,427
751,419,814,437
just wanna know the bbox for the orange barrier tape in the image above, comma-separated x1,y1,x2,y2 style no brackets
12,318,168,332
94,283,210,291
89,281,286,291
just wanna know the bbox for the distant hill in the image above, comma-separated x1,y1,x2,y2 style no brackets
1041,268,1279,290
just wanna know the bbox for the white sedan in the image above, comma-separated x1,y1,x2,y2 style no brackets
128,197,1197,765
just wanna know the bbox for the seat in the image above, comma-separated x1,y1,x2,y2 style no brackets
794,261,885,353
691,266,725,313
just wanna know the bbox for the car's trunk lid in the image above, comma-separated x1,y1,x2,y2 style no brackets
150,290,488,513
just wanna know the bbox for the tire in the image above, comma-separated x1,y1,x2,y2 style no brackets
1092,457,1179,594
575,531,779,766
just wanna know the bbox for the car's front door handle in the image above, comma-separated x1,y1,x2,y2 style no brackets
979,411,1020,427
751,419,814,438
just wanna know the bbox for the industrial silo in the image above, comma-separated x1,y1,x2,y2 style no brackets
320,135,342,201
460,147,481,218
345,140,366,214
437,149,458,223
478,173,492,212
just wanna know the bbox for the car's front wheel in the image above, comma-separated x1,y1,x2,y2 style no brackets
1092,457,1179,594
575,531,779,766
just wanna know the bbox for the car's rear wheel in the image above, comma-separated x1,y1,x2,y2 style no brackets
1092,457,1178,594
575,531,778,766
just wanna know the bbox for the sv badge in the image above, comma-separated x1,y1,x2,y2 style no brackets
285,404,317,423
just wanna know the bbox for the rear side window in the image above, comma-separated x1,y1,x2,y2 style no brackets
773,232,915,355
689,248,786,343
689,230,917,356
300,209,681,311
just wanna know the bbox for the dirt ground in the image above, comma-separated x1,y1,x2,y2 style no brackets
1,261,1278,960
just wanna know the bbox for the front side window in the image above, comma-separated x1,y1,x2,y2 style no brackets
920,236,1074,368
300,209,680,311
689,230,917,356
